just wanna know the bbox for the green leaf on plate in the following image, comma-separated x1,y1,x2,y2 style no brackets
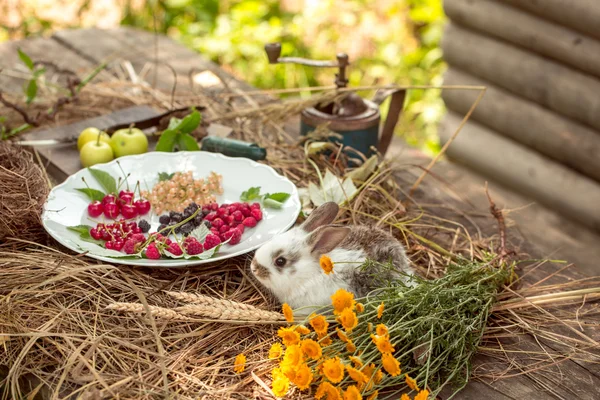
158,172,175,182
75,187,105,202
263,192,291,203
176,109,202,134
177,133,200,151
263,198,283,209
68,225,92,236
25,79,37,104
18,48,34,70
155,129,178,152
240,186,261,202
88,168,117,195
189,224,210,242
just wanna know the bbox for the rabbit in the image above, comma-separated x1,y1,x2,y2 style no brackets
250,201,414,315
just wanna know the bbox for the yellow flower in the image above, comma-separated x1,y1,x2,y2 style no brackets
272,367,284,380
400,394,410,400
377,302,384,319
233,353,246,374
375,324,388,336
296,325,311,335
281,345,303,379
321,335,333,346
343,385,362,400
269,343,283,359
366,391,378,400
322,357,345,383
320,255,334,274
338,308,358,332
356,303,364,312
405,375,419,391
282,303,294,322
300,339,322,360
316,382,342,400
292,363,313,390
336,328,349,343
381,352,401,377
367,322,373,332
362,363,375,378
374,336,395,354
278,326,300,346
373,368,383,384
346,341,356,353
272,375,290,397
346,365,368,385
331,289,355,315
310,314,329,335
414,389,430,400
349,356,363,368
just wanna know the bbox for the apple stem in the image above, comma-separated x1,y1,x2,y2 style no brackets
95,131,101,146
116,160,129,190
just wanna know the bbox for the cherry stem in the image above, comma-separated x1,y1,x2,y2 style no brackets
116,160,129,190
134,181,141,198
116,173,131,191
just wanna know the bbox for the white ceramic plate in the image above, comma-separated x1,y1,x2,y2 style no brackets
42,151,301,267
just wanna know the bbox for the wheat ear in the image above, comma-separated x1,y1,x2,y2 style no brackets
106,302,191,320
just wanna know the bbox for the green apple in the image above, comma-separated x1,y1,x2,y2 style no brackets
77,127,110,150
80,140,114,167
110,127,148,157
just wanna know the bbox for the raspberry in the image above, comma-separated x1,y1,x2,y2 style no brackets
204,212,217,222
242,216,257,228
145,243,161,259
219,225,230,234
236,224,245,234
212,218,225,229
186,240,204,255
131,233,146,243
226,215,235,225
123,239,137,254
251,209,263,221
210,228,220,235
251,202,261,210
203,234,221,250
240,207,251,217
228,229,242,245
138,219,151,233
210,203,219,211
232,210,243,222
217,207,229,218
167,242,183,256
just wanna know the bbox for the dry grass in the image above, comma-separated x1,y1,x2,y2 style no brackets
0,63,599,399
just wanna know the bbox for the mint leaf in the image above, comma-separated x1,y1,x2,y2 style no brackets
68,225,92,236
18,48,34,70
75,188,105,202
177,133,200,151
88,168,117,195
263,192,290,203
263,198,283,209
155,129,178,152
25,80,37,104
176,109,201,134
158,172,175,182
240,186,261,202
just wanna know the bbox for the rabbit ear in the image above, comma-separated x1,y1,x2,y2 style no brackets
309,226,351,256
301,202,339,232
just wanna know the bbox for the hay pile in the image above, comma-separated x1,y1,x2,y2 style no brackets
0,64,599,399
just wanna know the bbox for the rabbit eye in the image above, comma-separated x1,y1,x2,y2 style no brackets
275,257,287,267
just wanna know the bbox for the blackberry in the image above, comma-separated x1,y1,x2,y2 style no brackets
203,220,212,229
159,215,171,225
170,213,183,223
184,203,199,215
183,210,192,219
174,226,182,234
138,219,151,233
169,210,181,219
158,224,168,233
202,209,211,216
180,223,194,235
193,214,203,226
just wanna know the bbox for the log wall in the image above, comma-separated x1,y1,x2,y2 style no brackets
441,0,600,231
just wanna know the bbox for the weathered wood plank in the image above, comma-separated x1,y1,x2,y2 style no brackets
442,68,600,183
442,23,600,131
439,111,600,234
445,0,600,78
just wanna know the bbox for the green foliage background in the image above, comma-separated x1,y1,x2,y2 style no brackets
0,0,446,153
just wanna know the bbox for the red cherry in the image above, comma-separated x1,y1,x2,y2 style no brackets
104,202,120,219
132,227,142,234
90,228,102,240
101,230,111,241
112,240,124,251
102,194,117,205
105,241,114,250
119,193,134,205
134,199,151,215
119,190,134,199
87,201,104,218
121,203,138,219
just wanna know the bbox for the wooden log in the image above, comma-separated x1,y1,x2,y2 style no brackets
499,0,600,41
443,68,600,183
444,0,600,78
442,23,600,131
439,112,600,232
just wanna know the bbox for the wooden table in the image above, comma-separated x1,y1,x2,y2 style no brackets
1,27,599,400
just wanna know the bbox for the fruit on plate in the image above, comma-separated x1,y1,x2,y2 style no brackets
80,139,114,168
110,127,148,158
77,127,110,150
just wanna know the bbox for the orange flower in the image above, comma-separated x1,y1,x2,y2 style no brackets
400,394,410,400
322,357,345,383
346,341,356,353
268,343,283,359
292,363,313,390
343,385,362,400
331,289,355,315
349,356,363,368
362,363,375,378
376,302,384,319
336,328,349,342
338,308,358,332
281,344,303,376
375,324,388,336
405,375,419,391
278,326,300,346
300,339,322,360
233,353,246,374
373,368,383,384
310,314,329,335
321,335,333,346
272,374,290,397
374,336,395,354
320,255,334,274
346,365,368,385
366,391,378,400
316,382,342,400
356,303,364,312
414,389,430,400
295,325,311,335
381,352,401,377
282,303,294,322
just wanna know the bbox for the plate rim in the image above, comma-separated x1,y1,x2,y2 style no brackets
42,151,301,267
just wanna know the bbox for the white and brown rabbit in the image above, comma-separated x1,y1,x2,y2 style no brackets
250,202,414,314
